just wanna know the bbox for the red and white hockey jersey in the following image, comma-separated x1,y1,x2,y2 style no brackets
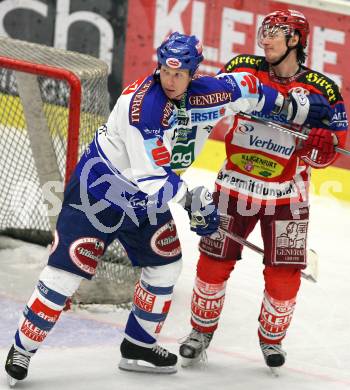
216,54,348,205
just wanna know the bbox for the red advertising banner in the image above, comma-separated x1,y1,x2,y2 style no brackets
124,0,350,169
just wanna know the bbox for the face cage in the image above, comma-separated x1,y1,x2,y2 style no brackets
257,24,294,48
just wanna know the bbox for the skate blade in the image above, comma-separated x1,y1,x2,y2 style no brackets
7,375,18,388
180,356,201,367
118,358,177,374
269,367,281,377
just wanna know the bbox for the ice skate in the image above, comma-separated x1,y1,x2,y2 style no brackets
179,328,213,367
260,341,286,376
5,345,31,387
118,338,177,374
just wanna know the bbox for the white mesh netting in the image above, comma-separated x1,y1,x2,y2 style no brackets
0,37,139,305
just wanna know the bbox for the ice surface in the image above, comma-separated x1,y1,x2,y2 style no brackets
1,168,349,390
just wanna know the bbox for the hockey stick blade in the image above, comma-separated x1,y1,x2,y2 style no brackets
239,112,350,156
7,374,17,388
218,227,318,283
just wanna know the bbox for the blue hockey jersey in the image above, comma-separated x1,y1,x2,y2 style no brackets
75,72,280,219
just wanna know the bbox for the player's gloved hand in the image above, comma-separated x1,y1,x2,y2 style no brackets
287,91,332,126
183,186,219,236
299,127,337,168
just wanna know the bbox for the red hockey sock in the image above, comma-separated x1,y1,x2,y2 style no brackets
258,266,301,344
191,253,236,333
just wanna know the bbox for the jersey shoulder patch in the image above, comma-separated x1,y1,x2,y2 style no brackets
223,54,266,73
188,76,233,106
298,69,342,104
129,76,155,125
128,76,174,136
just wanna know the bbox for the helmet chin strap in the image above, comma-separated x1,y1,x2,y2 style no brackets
270,38,298,67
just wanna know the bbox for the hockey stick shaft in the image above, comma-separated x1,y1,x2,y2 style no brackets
239,112,350,156
218,227,317,282
218,227,264,255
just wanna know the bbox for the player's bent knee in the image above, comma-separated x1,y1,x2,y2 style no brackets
141,259,183,287
264,266,301,300
39,265,83,297
197,253,236,283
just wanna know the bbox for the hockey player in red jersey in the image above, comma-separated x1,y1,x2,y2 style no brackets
180,10,348,372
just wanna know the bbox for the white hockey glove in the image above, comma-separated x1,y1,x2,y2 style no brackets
275,91,332,126
180,186,219,236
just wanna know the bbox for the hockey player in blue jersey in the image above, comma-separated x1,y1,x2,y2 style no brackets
5,32,331,385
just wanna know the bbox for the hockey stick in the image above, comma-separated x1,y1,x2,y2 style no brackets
217,227,319,283
239,112,350,156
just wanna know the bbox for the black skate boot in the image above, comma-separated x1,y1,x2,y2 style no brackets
260,341,286,376
5,345,31,387
179,328,213,367
118,338,177,374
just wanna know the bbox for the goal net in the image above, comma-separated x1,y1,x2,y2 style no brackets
0,36,139,306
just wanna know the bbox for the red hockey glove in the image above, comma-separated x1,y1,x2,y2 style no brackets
300,128,337,168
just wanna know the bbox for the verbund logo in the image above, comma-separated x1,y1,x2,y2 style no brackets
249,135,294,156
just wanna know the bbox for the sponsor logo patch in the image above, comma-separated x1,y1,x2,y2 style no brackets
191,107,226,123
171,140,195,170
151,138,171,166
230,153,284,178
273,220,308,265
31,299,61,322
305,72,337,103
150,221,181,257
130,79,153,123
166,58,181,68
133,281,156,312
20,319,48,342
144,137,170,168
240,74,258,94
225,55,263,71
198,215,234,258
122,77,146,95
191,291,225,319
260,305,293,332
69,237,105,275
189,92,231,106
248,135,294,156
161,100,175,127
237,123,254,134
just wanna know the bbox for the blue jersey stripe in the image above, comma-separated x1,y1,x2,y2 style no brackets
140,280,174,295
132,305,168,323
37,281,67,306
23,306,57,332
137,174,169,183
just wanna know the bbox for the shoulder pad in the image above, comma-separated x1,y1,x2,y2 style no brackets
129,76,154,125
299,70,342,104
223,54,265,73
128,77,175,135
188,76,232,106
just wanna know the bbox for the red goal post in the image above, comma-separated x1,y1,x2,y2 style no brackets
0,36,109,242
0,53,82,185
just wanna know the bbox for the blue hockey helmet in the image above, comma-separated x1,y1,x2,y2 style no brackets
157,32,204,75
